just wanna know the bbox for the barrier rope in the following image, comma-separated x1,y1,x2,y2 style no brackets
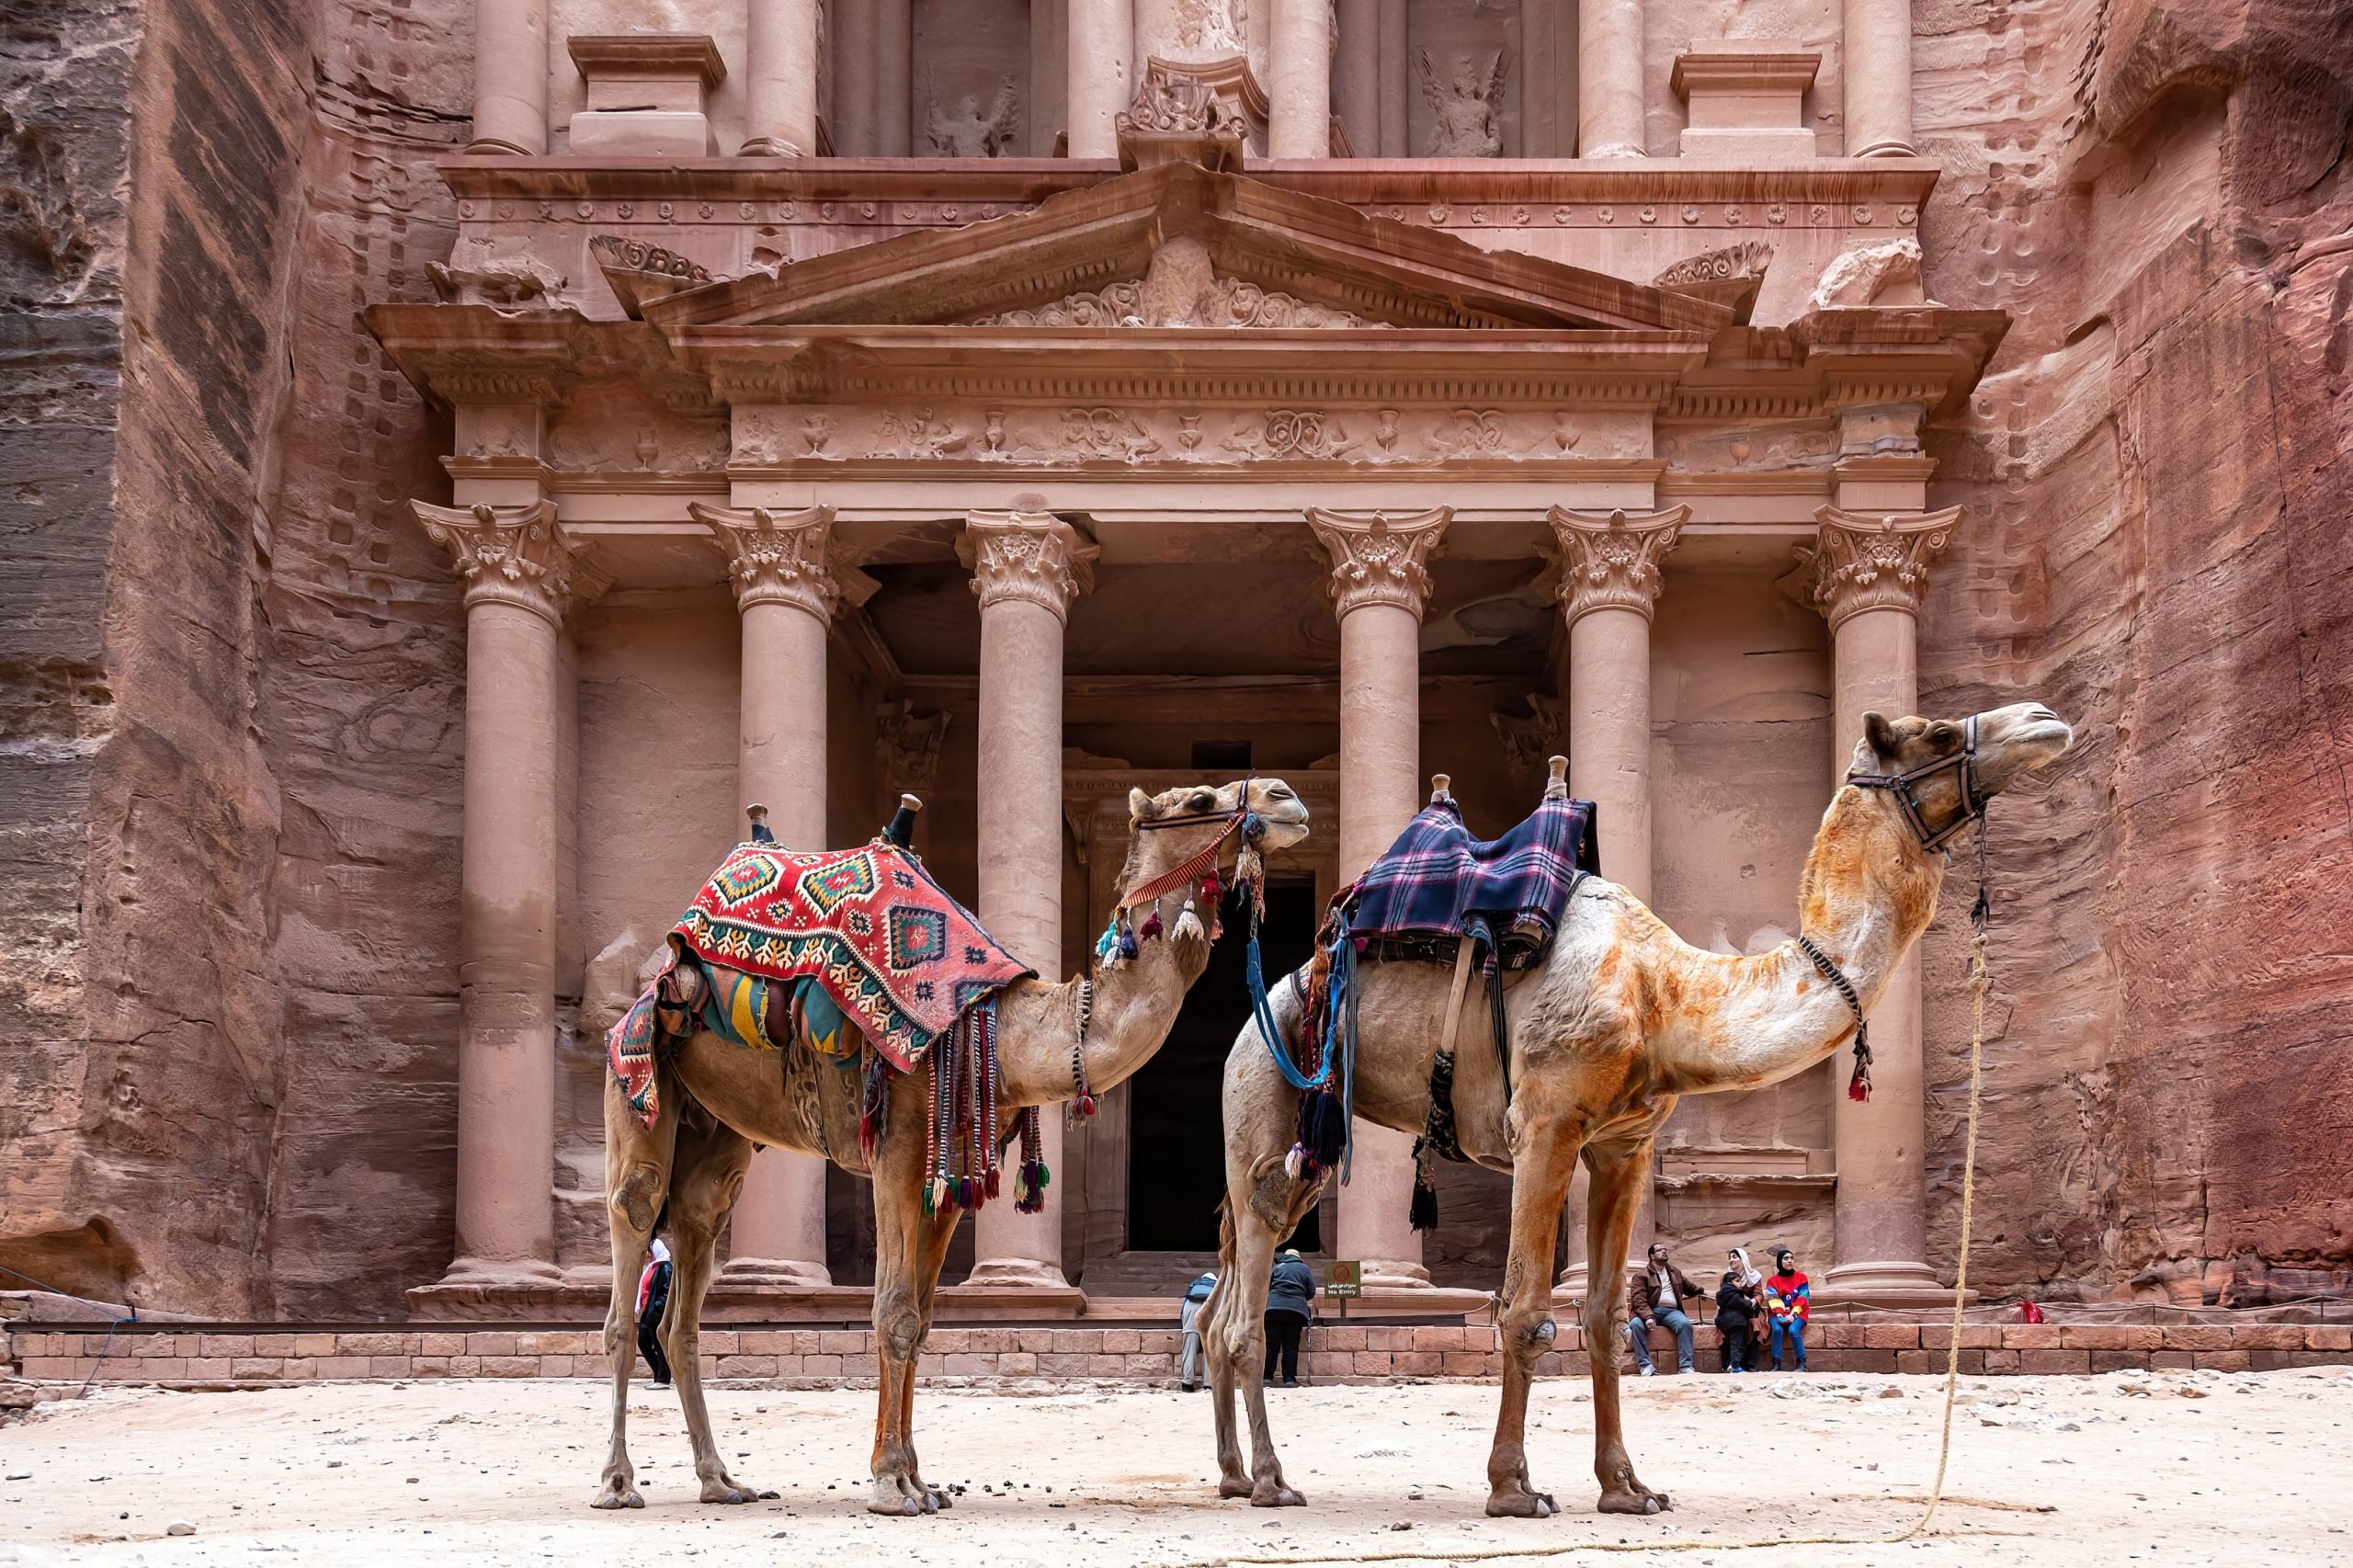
0,1262,141,1400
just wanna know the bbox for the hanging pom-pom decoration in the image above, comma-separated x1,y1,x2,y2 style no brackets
1285,1143,1306,1181
1118,920,1139,961
1096,914,1123,971
1140,903,1164,942
1409,1138,1440,1232
1847,1031,1874,1102
1234,845,1263,889
1173,894,1205,944
1077,1091,1097,1118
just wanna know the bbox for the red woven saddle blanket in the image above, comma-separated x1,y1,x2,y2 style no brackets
607,839,1030,1124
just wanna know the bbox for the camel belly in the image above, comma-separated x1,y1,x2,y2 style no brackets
673,1028,870,1171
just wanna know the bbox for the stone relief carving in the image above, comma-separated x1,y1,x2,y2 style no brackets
411,499,589,624
1118,64,1245,136
924,70,1021,158
587,234,711,285
1653,240,1775,289
1546,506,1690,622
1416,48,1510,156
1307,507,1451,618
976,238,1375,329
426,257,566,311
876,699,951,789
1490,693,1566,776
1223,408,1359,460
1791,506,1965,629
1431,407,1508,458
1174,0,1248,52
547,407,728,472
1062,407,1164,460
1809,236,1927,308
462,405,539,459
692,502,841,619
878,406,968,458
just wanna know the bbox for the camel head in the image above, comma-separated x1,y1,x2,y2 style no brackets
1849,700,2074,847
1125,777,1311,852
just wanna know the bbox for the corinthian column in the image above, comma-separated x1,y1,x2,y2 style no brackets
1268,0,1333,157
1842,0,1916,156
1544,506,1685,1298
469,0,550,153
741,0,821,155
1577,0,1647,157
693,502,839,1288
1799,504,1964,1303
960,512,1097,1290
414,500,586,1287
1308,506,1451,1290
1067,0,1133,158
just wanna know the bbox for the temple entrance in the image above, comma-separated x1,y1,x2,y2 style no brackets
1125,874,1320,1254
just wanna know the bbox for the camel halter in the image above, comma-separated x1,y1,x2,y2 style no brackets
1119,785,1264,911
1845,713,1986,853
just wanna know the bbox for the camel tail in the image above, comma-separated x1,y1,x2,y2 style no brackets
1208,1195,1240,1323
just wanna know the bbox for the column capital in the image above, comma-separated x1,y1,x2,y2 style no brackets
1307,506,1450,620
1797,505,1964,631
692,501,840,619
1546,505,1689,624
413,499,598,626
959,511,1097,621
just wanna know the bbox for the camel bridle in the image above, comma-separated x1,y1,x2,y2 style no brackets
1845,713,1987,854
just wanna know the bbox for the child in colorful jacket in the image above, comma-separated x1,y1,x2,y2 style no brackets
1765,1247,1811,1370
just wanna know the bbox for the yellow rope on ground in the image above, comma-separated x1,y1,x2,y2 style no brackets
1158,931,2000,1568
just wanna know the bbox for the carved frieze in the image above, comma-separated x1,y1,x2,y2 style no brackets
1118,66,1239,135
1224,408,1359,460
975,237,1376,329
588,234,711,285
1792,506,1964,629
692,502,840,618
1546,506,1690,623
1062,407,1164,460
412,499,592,625
1307,507,1451,619
960,511,1098,621
1653,240,1775,289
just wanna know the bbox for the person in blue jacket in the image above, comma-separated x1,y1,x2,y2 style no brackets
1178,1270,1217,1392
1264,1250,1318,1388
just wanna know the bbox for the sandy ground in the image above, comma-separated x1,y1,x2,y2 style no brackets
4,1367,2349,1566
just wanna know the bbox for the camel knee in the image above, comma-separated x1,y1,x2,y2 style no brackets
875,1297,926,1363
610,1165,665,1233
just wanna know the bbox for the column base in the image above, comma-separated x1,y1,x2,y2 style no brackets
960,1256,1072,1290
1823,1258,1974,1309
719,1256,833,1288
1852,138,1920,158
1581,142,1645,158
736,135,809,157
938,1257,1086,1319
462,137,537,156
1359,1257,1432,1290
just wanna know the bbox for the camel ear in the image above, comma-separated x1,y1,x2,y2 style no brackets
1129,787,1158,824
1862,710,1902,761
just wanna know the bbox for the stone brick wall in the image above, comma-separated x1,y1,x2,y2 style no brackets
10,1319,2349,1391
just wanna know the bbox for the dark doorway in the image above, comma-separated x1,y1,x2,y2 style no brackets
1126,874,1319,1253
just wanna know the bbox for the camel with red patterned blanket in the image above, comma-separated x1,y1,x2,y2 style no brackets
593,776,1309,1517
1200,703,2073,1518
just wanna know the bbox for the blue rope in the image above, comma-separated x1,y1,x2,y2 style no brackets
1246,906,1348,1092
0,1262,138,1399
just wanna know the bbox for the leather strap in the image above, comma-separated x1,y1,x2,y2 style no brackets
1435,934,1477,1070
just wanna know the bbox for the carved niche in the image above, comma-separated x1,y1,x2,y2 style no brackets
1415,46,1511,156
924,70,1021,157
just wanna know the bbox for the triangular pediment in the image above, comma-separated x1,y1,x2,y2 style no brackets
640,161,1727,336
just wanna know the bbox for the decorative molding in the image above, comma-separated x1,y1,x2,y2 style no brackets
1791,505,1965,629
588,234,712,285
974,237,1377,329
1061,407,1164,460
690,501,840,618
1223,408,1362,460
876,699,951,789
411,499,592,625
959,511,1097,621
1118,62,1244,137
1307,507,1451,619
1653,240,1775,289
1545,506,1690,623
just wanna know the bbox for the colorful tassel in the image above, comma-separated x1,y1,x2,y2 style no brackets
1847,1035,1874,1101
1118,923,1139,961
1173,895,1204,944
1140,905,1164,941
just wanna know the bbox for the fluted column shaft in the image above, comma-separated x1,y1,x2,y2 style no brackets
1334,0,1378,154
961,513,1097,1288
1842,0,1916,156
742,0,821,155
415,500,585,1283
876,0,914,154
696,502,841,1287
1310,507,1450,1289
1804,505,1963,1302
1067,0,1133,158
1577,0,1647,157
1546,506,1685,1298
470,0,549,153
1268,0,1332,157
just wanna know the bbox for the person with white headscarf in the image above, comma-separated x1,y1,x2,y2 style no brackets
1714,1247,1765,1372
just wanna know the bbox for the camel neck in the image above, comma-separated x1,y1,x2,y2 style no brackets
992,917,1210,1108
1655,789,1944,1095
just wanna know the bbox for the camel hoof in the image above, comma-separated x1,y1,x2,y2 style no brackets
590,1487,644,1511
1485,1490,1556,1519
702,1484,758,1506
1597,1490,1665,1516
928,1487,951,1512
1218,1475,1254,1500
1250,1483,1307,1508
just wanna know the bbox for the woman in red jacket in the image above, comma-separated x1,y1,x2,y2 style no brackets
1765,1247,1811,1371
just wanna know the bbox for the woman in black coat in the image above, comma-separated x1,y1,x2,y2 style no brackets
1264,1249,1318,1388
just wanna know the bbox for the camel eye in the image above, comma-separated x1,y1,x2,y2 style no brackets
1927,722,1961,747
1190,791,1216,812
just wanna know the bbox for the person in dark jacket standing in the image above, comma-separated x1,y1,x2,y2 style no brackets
1626,1242,1705,1375
1713,1259,1757,1372
1178,1270,1218,1392
1264,1250,1318,1388
636,1237,674,1388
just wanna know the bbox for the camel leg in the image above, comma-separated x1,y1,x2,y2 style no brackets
1483,1118,1580,1518
867,1083,959,1517
594,1073,681,1511
661,1111,765,1505
1581,1136,1671,1516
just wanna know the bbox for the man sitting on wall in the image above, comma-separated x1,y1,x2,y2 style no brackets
1626,1242,1706,1377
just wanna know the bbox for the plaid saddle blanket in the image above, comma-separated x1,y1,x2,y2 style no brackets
1344,793,1600,952
607,839,1030,1125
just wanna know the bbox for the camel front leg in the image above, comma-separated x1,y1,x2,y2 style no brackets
1581,1136,1670,1516
1209,1164,1315,1507
662,1115,766,1506
867,1085,959,1517
1483,1119,1580,1518
594,1074,679,1510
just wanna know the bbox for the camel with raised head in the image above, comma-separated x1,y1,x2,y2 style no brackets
1201,703,2073,1517
593,776,1310,1517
